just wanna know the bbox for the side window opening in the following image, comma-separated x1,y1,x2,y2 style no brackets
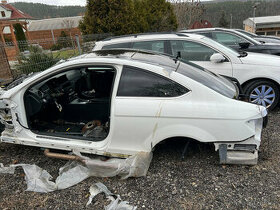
24,66,116,141
132,41,165,53
213,32,247,46
117,66,189,97
170,40,218,61
102,42,132,49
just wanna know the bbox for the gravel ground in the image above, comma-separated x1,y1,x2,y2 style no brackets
0,109,280,209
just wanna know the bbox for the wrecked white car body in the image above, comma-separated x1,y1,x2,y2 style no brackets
0,50,267,165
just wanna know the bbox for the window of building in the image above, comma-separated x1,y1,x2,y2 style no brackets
266,31,277,36
117,66,189,97
1,11,6,17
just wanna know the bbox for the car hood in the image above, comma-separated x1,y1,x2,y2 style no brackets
240,52,280,66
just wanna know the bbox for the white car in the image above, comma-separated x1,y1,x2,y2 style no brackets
93,33,280,110
0,50,267,165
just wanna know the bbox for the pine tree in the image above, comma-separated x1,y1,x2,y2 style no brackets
79,0,140,36
142,0,178,32
218,10,229,28
79,0,178,35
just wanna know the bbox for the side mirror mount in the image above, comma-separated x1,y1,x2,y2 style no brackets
210,53,226,63
239,42,250,49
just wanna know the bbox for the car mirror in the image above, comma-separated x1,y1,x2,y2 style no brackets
210,53,226,63
239,42,250,49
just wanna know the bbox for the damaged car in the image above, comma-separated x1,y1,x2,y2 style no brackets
0,50,267,165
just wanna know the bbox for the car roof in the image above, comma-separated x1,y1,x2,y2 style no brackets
180,28,234,33
98,33,206,45
180,28,260,44
67,49,179,70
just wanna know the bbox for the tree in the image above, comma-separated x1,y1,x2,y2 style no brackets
141,0,178,32
172,0,205,29
13,23,27,51
79,0,177,35
79,0,140,36
218,10,229,28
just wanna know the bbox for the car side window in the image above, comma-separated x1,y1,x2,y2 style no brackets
170,40,218,61
102,42,132,49
212,32,247,47
132,41,165,53
117,66,189,97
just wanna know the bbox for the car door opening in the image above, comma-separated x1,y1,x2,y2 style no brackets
24,66,116,141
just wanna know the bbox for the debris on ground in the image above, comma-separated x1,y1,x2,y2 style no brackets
86,182,137,210
0,151,152,193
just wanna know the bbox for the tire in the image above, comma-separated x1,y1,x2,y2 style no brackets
244,80,280,110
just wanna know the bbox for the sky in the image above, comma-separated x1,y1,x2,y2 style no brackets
7,0,212,6
8,0,87,6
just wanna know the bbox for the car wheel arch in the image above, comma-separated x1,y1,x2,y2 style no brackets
151,136,200,151
242,78,280,110
241,77,280,90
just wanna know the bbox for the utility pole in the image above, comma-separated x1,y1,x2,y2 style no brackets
230,14,233,29
252,2,260,33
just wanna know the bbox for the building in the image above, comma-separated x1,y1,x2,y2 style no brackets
28,16,82,48
243,15,280,36
0,0,35,78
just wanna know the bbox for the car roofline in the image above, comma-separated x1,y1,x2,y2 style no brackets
102,32,189,42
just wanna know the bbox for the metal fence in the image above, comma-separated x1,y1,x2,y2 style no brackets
1,33,111,80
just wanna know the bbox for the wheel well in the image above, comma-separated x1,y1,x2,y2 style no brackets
152,136,199,150
241,78,280,90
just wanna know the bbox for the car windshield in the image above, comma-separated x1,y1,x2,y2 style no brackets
236,29,259,38
176,61,237,98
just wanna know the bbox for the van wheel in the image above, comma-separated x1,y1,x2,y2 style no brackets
244,80,279,110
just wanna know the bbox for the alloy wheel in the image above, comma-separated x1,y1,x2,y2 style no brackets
249,85,275,108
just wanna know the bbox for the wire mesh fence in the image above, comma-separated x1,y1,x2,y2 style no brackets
0,33,111,81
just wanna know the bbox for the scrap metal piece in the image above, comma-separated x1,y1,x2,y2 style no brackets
82,120,107,138
219,144,228,164
44,149,84,162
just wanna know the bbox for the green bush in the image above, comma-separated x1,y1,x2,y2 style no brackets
16,45,59,74
50,31,72,51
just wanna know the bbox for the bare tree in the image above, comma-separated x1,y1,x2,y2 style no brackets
61,19,76,47
170,0,205,29
62,19,75,38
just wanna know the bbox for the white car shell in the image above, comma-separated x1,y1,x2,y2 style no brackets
93,33,280,109
0,52,267,165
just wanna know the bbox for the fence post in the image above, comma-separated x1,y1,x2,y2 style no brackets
75,34,82,55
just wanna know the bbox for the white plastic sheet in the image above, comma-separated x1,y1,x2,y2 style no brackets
0,163,15,174
75,151,152,179
87,182,137,210
0,152,152,193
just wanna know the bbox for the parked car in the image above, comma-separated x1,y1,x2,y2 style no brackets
0,49,267,165
179,28,280,56
235,29,280,44
93,33,280,109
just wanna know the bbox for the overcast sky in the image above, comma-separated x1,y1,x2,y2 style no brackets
8,0,212,6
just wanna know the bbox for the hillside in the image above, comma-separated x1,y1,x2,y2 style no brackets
11,2,85,19
202,0,280,28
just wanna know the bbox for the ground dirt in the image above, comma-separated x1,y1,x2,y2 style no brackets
0,108,279,209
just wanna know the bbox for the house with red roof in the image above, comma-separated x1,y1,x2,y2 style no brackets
0,0,34,22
